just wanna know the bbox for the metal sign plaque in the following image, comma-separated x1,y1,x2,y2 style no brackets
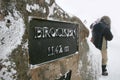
29,18,78,65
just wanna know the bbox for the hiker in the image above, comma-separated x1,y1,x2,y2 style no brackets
90,16,113,76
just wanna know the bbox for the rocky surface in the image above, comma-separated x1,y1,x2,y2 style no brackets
0,0,90,80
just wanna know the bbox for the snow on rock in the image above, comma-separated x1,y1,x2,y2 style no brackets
0,9,25,80
45,0,51,4
26,3,47,14
0,10,25,59
26,4,40,13
47,2,70,21
47,3,56,20
78,39,102,80
87,39,102,79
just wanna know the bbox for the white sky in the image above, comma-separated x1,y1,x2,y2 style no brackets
56,0,120,38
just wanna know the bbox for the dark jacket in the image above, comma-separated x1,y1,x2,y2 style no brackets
92,22,113,50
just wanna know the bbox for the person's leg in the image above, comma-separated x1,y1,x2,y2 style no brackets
101,49,108,75
101,37,108,76
101,49,108,66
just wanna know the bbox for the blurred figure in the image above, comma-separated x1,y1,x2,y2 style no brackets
90,16,113,76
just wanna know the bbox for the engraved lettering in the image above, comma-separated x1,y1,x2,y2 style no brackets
47,45,69,56
34,27,77,39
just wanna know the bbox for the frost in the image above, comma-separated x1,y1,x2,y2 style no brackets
43,8,46,13
45,0,50,4
87,39,102,79
79,39,101,80
22,40,28,50
0,10,25,80
78,61,82,70
30,64,40,69
0,11,25,59
47,3,56,20
26,4,40,13
0,61,17,80
75,51,79,54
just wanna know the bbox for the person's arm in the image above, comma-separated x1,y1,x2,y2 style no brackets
103,27,113,41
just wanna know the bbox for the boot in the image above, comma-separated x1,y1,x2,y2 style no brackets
102,65,108,76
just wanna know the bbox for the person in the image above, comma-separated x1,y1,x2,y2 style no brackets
90,16,113,76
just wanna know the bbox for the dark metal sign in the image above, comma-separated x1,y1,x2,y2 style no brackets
28,18,78,65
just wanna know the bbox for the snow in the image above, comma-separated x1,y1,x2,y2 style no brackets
0,0,119,80
0,10,25,59
26,4,40,13
45,0,51,4
87,39,102,79
0,10,25,80
56,0,120,80
99,35,120,80
47,3,57,20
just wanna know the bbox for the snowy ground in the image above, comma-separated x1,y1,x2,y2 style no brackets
99,36,120,80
